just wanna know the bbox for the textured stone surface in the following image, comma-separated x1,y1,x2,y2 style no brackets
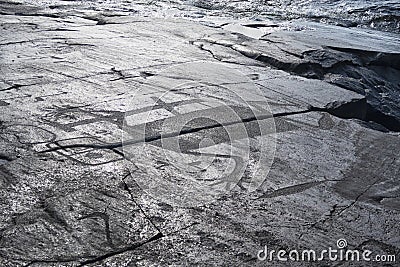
0,1,399,266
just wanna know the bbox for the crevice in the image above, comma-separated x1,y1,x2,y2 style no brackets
20,232,163,267
194,42,223,61
39,108,313,153
77,232,163,266
310,169,387,229
0,84,23,92
199,38,400,131
191,41,264,67
255,179,340,199
109,67,140,81
313,98,367,121
242,23,279,29
44,28,79,32
39,100,377,154
23,258,80,267
316,99,399,131
0,154,13,162
0,40,34,46
121,173,163,234
76,220,199,266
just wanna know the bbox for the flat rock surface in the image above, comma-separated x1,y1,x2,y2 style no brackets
0,1,399,266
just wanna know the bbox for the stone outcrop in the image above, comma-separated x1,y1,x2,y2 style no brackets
0,1,399,266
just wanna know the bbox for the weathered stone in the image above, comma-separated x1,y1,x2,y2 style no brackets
0,1,399,266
